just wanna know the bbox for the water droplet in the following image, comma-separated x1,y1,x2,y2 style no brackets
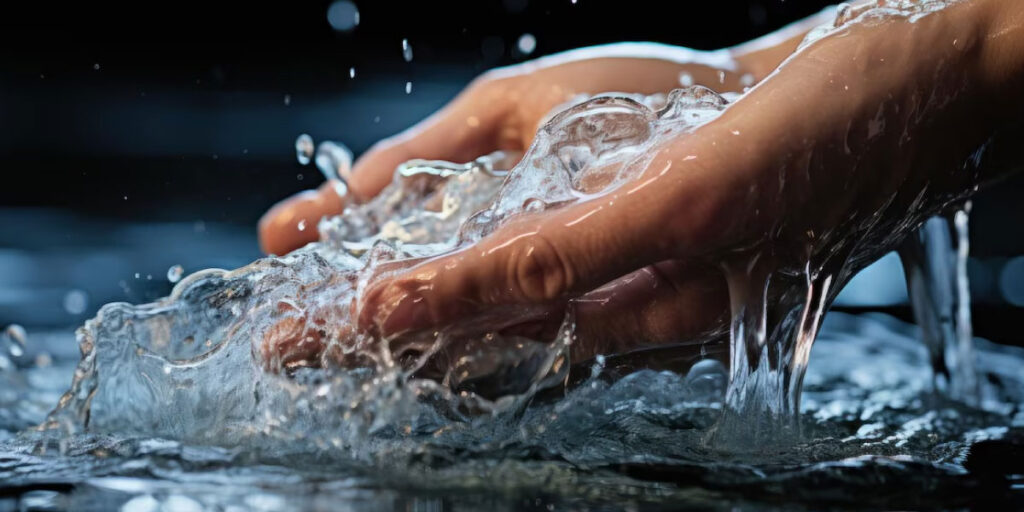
297,173,304,181
314,140,354,198
297,219,307,231
295,134,315,166
326,0,360,32
93,63,100,70
349,67,356,79
718,71,726,84
134,273,141,279
405,81,412,94
4,324,27,352
517,33,536,55
167,264,184,283
283,94,291,106
740,73,755,87
401,39,413,62
63,289,88,315
679,72,694,87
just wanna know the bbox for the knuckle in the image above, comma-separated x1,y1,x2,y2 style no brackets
507,233,574,303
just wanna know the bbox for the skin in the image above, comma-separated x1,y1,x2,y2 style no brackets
260,0,1024,368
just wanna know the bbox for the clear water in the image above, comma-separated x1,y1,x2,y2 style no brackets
4,2,1024,509
3,313,1023,510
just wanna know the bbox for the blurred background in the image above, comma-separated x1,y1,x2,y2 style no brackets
2,0,1023,346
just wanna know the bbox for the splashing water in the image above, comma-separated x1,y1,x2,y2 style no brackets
5,2,1023,507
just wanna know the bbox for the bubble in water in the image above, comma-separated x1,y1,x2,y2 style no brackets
517,33,536,55
401,39,413,62
63,289,88,315
326,0,360,32
167,264,184,284
405,81,412,94
295,134,315,166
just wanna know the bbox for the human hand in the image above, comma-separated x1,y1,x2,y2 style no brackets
357,0,1024,354
256,9,835,256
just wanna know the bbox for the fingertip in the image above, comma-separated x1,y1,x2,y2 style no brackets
258,183,346,255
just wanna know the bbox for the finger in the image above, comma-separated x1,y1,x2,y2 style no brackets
259,77,520,256
570,260,728,362
358,155,715,336
258,180,346,255
495,260,728,363
347,77,521,201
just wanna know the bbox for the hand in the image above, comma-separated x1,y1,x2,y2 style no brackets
257,11,833,256
357,0,1024,357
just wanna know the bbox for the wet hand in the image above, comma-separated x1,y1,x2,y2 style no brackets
359,0,1024,349
257,44,789,256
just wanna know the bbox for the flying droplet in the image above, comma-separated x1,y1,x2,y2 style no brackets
167,264,184,283
295,134,315,166
679,72,694,87
283,94,291,106
314,141,354,198
297,219,307,231
401,39,413,62
63,289,88,315
4,324,27,355
516,33,537,55
93,63,100,70
740,73,755,87
326,0,360,32
349,67,356,79
405,81,412,94
718,71,726,84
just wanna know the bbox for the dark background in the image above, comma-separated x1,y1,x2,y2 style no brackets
2,0,1023,344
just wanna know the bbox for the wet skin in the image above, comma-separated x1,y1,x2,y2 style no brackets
260,0,1024,368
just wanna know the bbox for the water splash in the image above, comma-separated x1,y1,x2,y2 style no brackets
41,0,1004,456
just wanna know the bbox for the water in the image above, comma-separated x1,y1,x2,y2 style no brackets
4,2,1024,508
2,314,1023,509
